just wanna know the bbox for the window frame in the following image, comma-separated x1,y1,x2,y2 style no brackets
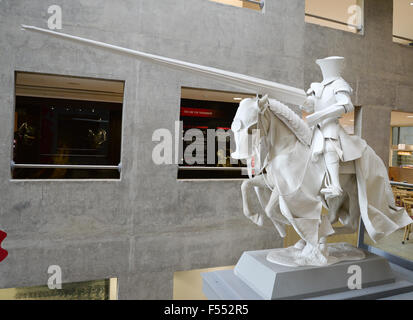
393,0,413,47
305,0,365,35
209,0,264,12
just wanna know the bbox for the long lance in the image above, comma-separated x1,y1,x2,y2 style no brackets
21,25,306,105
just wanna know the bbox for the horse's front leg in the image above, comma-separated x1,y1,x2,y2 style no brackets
241,174,287,237
241,174,268,226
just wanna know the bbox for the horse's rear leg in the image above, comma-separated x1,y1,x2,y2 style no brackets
264,190,287,238
335,175,360,236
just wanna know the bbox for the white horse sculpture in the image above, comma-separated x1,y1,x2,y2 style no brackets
231,97,412,266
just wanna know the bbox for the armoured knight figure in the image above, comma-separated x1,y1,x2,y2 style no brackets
301,56,362,200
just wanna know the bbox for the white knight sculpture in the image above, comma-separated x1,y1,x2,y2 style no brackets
232,57,412,266
303,56,359,200
21,26,413,267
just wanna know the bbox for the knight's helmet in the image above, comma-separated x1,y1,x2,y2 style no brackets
316,56,345,79
230,98,260,160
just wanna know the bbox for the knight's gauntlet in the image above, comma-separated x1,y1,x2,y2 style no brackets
299,96,315,113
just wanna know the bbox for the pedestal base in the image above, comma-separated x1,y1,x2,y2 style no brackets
202,249,413,300
235,249,393,299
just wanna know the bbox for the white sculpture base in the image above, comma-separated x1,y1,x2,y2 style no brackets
231,248,396,299
267,242,366,267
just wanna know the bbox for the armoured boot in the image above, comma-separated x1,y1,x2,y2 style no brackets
320,141,343,200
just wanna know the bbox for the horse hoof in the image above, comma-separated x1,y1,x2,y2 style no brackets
294,239,306,250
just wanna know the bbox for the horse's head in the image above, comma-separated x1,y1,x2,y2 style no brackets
231,98,264,160
231,96,312,165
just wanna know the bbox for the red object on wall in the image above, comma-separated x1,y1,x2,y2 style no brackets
0,230,8,263
180,107,217,118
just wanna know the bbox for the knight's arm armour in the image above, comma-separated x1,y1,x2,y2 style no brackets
300,95,315,113
333,92,354,114
332,79,354,114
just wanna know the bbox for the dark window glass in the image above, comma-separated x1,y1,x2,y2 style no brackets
178,97,246,180
13,97,122,179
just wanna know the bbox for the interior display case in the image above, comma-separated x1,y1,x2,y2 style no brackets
13,97,122,179
12,72,124,180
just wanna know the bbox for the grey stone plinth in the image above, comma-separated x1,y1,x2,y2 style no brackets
233,249,395,299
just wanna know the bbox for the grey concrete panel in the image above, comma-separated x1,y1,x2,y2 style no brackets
0,238,130,289
359,105,392,167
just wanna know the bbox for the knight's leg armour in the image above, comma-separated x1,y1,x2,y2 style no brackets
321,139,343,199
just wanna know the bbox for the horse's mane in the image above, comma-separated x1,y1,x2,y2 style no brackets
267,99,312,146
247,97,312,178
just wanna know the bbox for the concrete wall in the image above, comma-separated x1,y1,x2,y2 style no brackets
0,0,412,299
0,0,302,299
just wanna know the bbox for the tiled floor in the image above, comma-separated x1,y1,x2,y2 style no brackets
365,228,413,262
173,266,234,300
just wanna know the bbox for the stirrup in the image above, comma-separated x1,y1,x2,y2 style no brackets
321,185,343,200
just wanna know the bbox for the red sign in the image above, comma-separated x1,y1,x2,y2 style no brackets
181,107,217,118
0,230,7,263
